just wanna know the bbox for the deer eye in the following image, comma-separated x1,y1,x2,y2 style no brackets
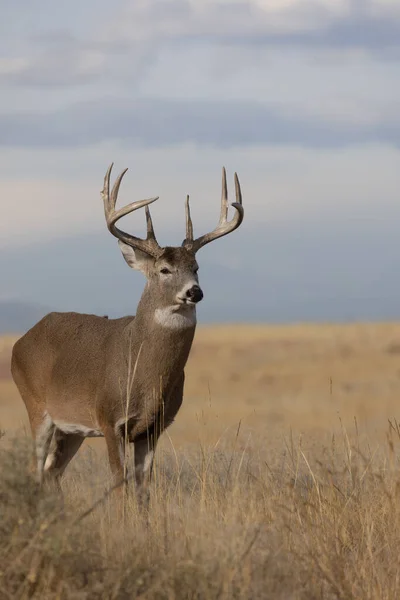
194,267,199,274
160,267,171,275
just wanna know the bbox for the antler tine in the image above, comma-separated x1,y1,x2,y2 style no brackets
219,166,229,225
184,195,194,244
110,167,129,210
234,172,242,207
183,167,244,253
145,206,156,241
101,163,161,257
102,162,113,215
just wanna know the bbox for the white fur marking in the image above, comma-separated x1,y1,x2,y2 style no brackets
143,450,154,473
53,421,103,438
36,412,54,480
154,306,196,329
115,415,137,435
115,416,128,432
44,453,56,471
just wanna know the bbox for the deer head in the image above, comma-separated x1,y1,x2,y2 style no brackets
101,164,244,313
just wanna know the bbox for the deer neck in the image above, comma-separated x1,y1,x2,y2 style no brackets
124,285,197,387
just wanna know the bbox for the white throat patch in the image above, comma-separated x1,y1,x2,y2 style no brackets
154,306,197,330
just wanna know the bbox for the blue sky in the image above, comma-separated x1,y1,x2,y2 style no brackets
1,0,400,324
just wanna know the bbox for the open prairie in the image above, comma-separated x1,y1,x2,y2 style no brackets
1,323,400,599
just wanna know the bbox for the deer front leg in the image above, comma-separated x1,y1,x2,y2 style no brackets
103,426,125,490
134,434,157,509
133,376,184,509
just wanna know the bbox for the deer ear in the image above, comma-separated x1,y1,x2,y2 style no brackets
118,241,153,273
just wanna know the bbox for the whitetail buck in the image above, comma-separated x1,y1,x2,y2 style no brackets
11,164,244,502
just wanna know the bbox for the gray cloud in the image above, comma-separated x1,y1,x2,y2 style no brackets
0,33,156,88
1,1,400,90
1,97,399,150
105,0,400,54
242,11,398,58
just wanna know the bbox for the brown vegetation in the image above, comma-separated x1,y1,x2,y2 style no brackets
1,323,400,598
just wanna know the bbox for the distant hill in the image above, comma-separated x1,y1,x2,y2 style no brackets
0,301,50,334
2,215,400,325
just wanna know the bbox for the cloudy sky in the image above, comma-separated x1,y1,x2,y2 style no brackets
1,0,400,325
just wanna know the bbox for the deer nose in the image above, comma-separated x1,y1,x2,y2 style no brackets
186,285,203,303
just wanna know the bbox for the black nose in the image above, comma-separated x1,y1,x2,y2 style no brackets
186,285,203,303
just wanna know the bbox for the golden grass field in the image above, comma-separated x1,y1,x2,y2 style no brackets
1,323,400,599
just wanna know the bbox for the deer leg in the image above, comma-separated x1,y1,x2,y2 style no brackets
12,386,50,481
34,412,55,486
132,377,184,509
134,433,157,509
44,429,84,485
103,426,125,489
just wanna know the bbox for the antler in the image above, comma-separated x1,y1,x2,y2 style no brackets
101,163,162,258
183,167,244,253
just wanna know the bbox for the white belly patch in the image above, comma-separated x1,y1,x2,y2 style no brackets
53,421,103,438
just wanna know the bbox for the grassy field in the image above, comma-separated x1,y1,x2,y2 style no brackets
1,323,400,599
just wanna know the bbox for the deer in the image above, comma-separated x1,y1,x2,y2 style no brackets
11,163,244,504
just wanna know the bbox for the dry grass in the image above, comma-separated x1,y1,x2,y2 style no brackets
1,323,400,598
2,423,400,599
